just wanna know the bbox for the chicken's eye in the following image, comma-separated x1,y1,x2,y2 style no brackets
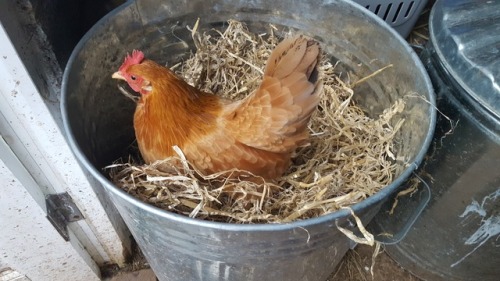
131,75,137,81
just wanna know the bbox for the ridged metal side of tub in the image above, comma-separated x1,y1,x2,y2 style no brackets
61,0,436,280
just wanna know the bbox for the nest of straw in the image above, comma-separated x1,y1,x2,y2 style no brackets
107,20,404,223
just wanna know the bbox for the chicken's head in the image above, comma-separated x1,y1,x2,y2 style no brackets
112,50,151,94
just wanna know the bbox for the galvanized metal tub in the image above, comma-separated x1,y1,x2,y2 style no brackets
61,0,436,280
374,0,500,280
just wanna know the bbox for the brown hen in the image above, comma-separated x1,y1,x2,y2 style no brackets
112,35,322,180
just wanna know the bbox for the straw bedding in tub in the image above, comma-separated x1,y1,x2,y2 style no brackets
106,20,405,223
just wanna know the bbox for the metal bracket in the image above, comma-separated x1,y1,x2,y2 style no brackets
45,192,84,241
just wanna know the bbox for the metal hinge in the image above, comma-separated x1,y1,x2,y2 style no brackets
45,192,84,241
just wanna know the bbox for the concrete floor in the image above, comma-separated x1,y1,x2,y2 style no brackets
109,269,157,281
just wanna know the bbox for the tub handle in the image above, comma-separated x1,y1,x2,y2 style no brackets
367,172,431,245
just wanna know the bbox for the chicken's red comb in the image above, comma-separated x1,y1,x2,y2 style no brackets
119,50,144,72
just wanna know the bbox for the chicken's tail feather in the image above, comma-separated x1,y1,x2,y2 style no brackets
225,35,323,155
264,34,322,106
265,35,320,80
263,35,323,143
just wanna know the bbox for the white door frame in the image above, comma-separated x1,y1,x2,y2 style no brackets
0,14,128,280
0,144,99,281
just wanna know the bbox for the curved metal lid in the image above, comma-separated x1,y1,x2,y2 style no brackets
429,0,500,119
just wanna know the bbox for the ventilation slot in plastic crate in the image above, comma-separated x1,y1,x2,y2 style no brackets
353,0,427,37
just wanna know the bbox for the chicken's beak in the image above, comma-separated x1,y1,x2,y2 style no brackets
112,71,126,81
